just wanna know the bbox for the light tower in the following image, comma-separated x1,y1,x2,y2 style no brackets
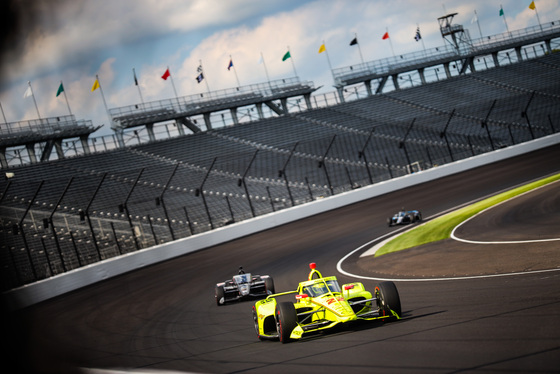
438,13,472,54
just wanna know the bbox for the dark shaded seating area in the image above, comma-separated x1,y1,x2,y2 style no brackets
1,53,559,291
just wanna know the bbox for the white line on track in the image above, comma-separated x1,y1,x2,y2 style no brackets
337,236,560,281
337,179,560,282
450,179,560,245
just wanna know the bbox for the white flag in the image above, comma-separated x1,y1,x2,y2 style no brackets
23,85,32,98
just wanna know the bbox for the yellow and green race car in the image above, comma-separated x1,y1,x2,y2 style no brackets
252,263,401,343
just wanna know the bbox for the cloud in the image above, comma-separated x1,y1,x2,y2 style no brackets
3,0,560,137
0,0,308,87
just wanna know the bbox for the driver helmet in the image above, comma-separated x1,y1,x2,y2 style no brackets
312,283,327,295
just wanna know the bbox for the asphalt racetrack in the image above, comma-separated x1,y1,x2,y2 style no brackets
7,144,560,373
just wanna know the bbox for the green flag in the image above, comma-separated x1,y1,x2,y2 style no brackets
282,51,291,61
499,7,504,16
56,82,64,97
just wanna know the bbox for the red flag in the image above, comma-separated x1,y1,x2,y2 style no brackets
161,68,171,80
382,32,389,40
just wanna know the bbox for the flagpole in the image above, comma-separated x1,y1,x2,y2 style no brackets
287,46,299,79
260,52,271,84
473,10,483,39
229,55,241,88
354,33,364,64
28,81,41,119
95,74,111,123
166,66,179,100
60,81,72,116
417,24,426,53
199,60,211,94
321,41,334,80
532,2,543,32
386,28,395,57
133,68,145,109
0,101,7,123
421,28,427,58
259,52,272,91
500,5,510,36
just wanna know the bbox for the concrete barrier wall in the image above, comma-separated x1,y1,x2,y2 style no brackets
5,132,560,310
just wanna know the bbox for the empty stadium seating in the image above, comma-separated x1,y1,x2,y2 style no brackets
1,52,559,292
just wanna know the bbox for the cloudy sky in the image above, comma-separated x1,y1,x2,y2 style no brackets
1,0,558,137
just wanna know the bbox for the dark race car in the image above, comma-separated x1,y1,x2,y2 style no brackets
215,267,275,306
387,209,422,226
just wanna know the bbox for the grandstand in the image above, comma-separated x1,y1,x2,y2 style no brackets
1,22,560,291
332,14,560,98
0,115,99,168
109,78,317,147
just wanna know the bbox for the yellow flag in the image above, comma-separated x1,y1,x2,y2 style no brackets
529,1,535,10
318,43,326,53
91,79,100,92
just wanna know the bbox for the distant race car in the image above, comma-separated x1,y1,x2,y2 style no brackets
252,263,401,343
387,209,422,226
215,267,275,306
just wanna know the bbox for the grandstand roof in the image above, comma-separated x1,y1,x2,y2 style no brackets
333,19,560,89
0,115,100,148
109,78,316,131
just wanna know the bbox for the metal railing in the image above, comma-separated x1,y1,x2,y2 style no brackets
0,115,95,137
332,19,560,86
108,77,314,123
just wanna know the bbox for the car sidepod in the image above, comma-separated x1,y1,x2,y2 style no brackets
341,282,374,315
244,274,274,297
253,297,279,340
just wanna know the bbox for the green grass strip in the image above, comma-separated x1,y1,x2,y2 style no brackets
375,172,560,257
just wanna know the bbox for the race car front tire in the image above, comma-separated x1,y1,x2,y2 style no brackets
265,276,275,294
215,285,225,306
276,302,297,344
375,281,401,319
252,305,264,340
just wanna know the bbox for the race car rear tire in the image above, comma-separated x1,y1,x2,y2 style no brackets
265,277,275,294
276,302,297,344
215,285,225,306
375,281,401,319
252,305,264,340
387,218,392,227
